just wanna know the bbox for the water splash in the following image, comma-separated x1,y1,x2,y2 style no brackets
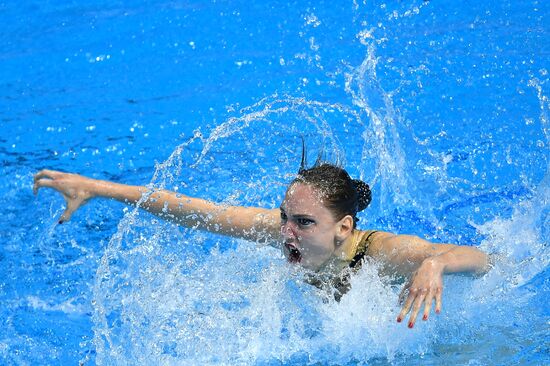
457,79,550,364
88,95,370,364
345,39,412,210
87,6,550,366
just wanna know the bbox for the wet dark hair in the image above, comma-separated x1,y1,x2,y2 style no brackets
292,145,372,228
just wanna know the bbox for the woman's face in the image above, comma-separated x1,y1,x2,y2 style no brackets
280,182,341,271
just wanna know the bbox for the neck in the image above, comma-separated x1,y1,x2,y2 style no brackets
334,230,361,262
316,231,360,276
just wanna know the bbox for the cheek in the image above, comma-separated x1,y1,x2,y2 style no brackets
300,235,334,257
304,243,332,256
300,244,334,270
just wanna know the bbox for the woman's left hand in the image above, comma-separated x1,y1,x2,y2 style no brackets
397,257,444,328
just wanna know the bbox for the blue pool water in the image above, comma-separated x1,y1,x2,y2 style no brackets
1,0,549,364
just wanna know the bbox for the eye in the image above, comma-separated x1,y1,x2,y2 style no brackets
297,218,315,227
280,211,288,223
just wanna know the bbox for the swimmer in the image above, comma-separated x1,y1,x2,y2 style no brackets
33,160,490,329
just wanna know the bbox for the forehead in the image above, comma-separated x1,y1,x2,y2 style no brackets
281,183,325,212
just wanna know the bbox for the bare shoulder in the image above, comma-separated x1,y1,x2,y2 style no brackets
355,229,394,240
355,230,394,254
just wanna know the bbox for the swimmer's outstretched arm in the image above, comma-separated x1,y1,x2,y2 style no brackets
367,233,490,328
33,170,280,244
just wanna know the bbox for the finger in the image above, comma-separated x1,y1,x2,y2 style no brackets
33,178,58,195
398,286,408,304
34,170,62,195
59,196,87,223
59,209,71,224
398,279,413,304
58,201,77,223
397,291,415,323
435,288,443,314
422,292,434,321
408,290,427,328
34,169,61,182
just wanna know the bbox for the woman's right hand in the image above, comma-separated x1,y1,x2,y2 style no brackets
34,169,96,223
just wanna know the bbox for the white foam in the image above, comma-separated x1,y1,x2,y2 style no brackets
26,295,89,315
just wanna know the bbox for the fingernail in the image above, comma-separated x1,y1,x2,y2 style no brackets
422,314,428,321
396,317,402,323
435,309,441,314
408,322,414,329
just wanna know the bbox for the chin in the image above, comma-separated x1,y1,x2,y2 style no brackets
299,259,322,272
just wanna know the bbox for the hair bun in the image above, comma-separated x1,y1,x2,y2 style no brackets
352,179,372,212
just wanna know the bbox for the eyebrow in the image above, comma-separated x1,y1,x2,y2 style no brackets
279,207,314,219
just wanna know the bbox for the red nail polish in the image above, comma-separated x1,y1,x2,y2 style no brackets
396,317,402,323
408,322,414,328
422,315,428,321
435,309,440,314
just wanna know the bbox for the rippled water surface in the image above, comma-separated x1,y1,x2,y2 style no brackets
1,1,549,365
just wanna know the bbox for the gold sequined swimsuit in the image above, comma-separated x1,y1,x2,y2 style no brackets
332,230,379,300
349,230,379,269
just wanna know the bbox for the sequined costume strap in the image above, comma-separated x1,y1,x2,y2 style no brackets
348,230,379,269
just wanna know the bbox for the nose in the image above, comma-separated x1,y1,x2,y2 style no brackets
280,221,297,241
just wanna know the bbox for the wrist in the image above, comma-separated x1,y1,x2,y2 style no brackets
91,178,145,204
423,255,447,274
83,177,110,199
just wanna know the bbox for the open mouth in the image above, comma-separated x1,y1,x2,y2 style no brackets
284,243,302,264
